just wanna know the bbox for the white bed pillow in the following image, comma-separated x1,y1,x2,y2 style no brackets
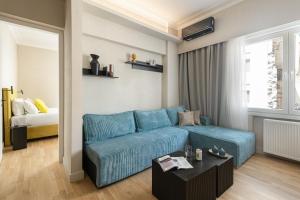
24,98,39,114
12,98,25,116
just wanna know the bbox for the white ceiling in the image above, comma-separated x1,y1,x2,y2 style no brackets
89,0,243,30
114,0,233,26
8,23,58,51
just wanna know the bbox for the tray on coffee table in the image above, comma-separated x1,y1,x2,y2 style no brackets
208,149,229,159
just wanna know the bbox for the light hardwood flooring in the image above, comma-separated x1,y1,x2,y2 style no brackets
0,137,300,200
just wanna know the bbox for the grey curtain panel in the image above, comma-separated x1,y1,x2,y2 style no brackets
179,43,224,125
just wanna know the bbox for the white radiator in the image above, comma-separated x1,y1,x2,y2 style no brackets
263,119,300,161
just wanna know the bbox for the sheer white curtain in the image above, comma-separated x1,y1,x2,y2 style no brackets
220,37,249,131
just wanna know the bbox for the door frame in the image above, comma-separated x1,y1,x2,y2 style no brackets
0,12,65,163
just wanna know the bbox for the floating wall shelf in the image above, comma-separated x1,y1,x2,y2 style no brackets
82,68,119,78
125,61,163,73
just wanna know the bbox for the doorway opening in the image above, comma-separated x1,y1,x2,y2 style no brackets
0,18,64,164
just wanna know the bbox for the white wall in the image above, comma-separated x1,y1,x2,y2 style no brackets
82,35,163,114
63,0,72,178
178,0,300,53
0,22,18,88
162,41,179,108
83,13,167,55
82,12,174,114
0,22,18,162
18,45,59,107
63,0,84,182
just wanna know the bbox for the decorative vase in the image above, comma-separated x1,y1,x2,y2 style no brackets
90,54,100,75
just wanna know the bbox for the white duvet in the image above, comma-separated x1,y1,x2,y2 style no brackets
11,108,59,127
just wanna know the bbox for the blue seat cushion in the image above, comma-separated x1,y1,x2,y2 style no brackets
181,125,255,167
83,111,136,144
166,106,185,126
134,109,172,132
85,127,189,187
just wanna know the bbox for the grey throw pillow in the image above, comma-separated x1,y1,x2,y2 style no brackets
178,111,195,126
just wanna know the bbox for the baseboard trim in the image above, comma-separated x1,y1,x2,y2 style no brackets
62,156,84,182
63,156,70,172
69,170,85,182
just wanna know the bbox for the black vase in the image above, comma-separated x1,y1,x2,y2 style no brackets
90,54,100,75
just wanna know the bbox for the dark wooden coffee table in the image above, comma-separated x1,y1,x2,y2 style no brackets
152,151,233,200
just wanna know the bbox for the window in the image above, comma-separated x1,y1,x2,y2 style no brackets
293,33,300,111
245,36,284,110
245,26,300,116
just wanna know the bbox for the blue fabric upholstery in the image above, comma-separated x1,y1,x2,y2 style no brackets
134,109,172,132
181,125,255,167
200,116,214,126
83,112,136,144
85,127,189,187
166,106,185,126
83,109,256,188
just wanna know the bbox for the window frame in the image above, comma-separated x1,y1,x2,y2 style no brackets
288,27,300,115
245,31,289,115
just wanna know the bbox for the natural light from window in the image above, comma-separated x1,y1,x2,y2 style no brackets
245,37,283,110
294,33,300,111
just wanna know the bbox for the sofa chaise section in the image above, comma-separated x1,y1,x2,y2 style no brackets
182,125,255,167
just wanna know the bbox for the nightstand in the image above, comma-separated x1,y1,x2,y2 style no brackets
11,126,27,150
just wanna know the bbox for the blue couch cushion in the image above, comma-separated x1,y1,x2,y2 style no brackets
181,125,255,167
166,106,185,126
83,111,136,144
200,116,214,126
85,127,189,187
134,109,172,132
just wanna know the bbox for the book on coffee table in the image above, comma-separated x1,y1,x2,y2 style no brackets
158,156,193,172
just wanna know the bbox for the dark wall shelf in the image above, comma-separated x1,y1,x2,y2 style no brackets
125,61,163,73
82,68,119,78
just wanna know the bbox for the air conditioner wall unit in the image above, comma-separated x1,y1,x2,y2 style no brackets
182,17,215,41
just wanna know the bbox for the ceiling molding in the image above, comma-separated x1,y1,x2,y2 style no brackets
86,0,169,32
85,0,244,37
174,0,244,30
83,0,181,43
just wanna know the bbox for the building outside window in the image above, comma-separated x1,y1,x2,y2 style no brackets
244,26,300,116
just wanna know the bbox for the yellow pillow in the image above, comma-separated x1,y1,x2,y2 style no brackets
34,99,49,113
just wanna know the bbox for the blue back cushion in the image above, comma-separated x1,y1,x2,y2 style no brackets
83,111,136,144
200,116,214,126
166,106,185,126
134,109,172,132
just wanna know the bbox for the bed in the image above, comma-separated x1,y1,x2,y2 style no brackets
2,88,59,146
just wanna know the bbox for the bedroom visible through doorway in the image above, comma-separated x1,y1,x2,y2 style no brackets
0,20,60,162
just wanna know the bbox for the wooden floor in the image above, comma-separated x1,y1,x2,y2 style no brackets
0,138,300,200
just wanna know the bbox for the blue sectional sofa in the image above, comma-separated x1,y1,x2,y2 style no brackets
83,107,255,188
